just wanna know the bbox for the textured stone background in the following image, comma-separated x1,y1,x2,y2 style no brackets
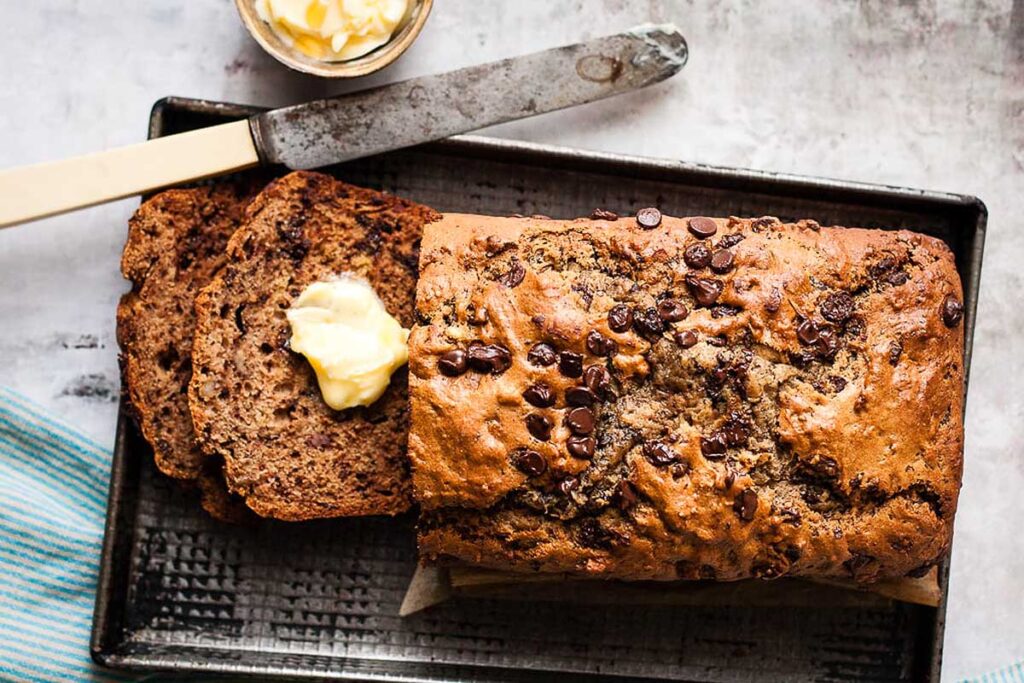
0,1,1021,678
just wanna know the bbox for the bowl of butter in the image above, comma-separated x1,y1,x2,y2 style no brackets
236,0,432,77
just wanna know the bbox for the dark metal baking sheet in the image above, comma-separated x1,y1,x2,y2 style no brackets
91,96,986,682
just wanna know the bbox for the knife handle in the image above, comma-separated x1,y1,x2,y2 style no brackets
0,120,261,229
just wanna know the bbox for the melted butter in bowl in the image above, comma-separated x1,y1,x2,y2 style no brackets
254,0,410,62
236,0,432,77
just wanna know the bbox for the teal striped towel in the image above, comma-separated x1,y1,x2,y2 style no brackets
0,383,1020,683
0,387,131,682
964,663,1024,683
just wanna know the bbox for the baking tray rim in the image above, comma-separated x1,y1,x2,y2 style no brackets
90,94,986,682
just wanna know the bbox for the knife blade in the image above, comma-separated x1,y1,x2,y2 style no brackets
0,24,687,228
253,23,688,169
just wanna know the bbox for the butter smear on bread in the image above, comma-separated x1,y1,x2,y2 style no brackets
287,277,408,410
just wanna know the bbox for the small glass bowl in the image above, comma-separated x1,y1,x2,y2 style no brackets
234,0,433,78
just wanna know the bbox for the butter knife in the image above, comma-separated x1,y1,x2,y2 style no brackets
0,24,687,228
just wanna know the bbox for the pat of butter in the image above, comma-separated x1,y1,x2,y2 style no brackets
254,0,410,62
286,277,409,410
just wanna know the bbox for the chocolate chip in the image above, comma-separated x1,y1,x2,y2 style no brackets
523,382,555,408
683,243,712,269
870,256,897,280
525,413,553,441
467,344,512,374
700,432,728,459
577,518,614,549
765,288,782,313
670,462,690,479
888,340,903,366
723,469,736,489
685,274,724,307
710,249,735,273
941,294,963,327
632,306,665,338
657,298,689,322
583,365,614,400
717,233,745,249
721,413,751,447
585,330,618,356
674,330,698,348
734,489,758,521
789,350,817,368
710,304,741,319
799,455,841,482
566,386,598,407
558,476,579,495
497,258,525,288
642,440,676,467
527,342,557,366
614,480,638,510
796,320,820,345
687,217,718,239
706,335,727,347
511,448,547,477
886,271,909,286
777,506,802,526
813,374,848,394
566,435,595,459
815,327,839,361
564,407,595,435
819,292,855,323
707,367,728,395
636,207,662,229
558,351,584,378
591,208,619,221
438,349,468,376
572,281,594,307
844,315,866,338
468,306,489,326
607,304,634,333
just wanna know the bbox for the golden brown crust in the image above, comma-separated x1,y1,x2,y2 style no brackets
189,171,441,521
409,213,964,582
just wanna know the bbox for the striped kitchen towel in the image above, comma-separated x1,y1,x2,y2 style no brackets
0,386,137,682
964,662,1024,683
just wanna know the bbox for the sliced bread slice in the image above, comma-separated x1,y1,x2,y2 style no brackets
189,171,439,521
118,183,255,481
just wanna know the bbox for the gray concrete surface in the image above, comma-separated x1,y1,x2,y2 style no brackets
1,1,1021,678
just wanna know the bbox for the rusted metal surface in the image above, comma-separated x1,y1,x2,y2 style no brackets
91,97,985,682
250,25,688,170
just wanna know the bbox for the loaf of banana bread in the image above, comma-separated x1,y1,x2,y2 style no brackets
409,211,964,582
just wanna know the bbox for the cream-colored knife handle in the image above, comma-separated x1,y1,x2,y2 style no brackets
0,119,260,228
